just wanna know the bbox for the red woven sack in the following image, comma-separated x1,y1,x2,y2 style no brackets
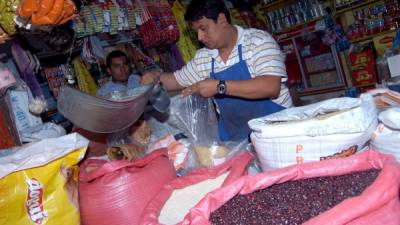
140,151,254,225
78,149,176,225
183,150,400,225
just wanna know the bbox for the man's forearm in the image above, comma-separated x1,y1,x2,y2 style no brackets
160,72,184,91
225,76,281,99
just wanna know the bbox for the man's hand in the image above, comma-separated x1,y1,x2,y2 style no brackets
182,79,218,97
140,71,161,85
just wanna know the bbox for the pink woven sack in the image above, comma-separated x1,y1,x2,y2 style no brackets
79,149,176,225
140,151,254,225
183,150,400,225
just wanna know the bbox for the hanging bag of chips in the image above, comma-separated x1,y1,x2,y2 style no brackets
137,0,162,49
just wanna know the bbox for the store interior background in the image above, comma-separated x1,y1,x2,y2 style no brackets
1,0,400,148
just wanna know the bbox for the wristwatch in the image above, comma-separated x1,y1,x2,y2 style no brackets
217,80,226,95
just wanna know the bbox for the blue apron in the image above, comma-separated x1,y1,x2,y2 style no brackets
210,44,285,141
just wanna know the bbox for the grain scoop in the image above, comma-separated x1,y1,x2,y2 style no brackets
57,84,155,133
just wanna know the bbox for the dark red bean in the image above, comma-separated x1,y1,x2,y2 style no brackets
210,169,380,225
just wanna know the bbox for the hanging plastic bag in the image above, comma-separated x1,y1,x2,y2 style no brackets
0,133,88,225
183,150,400,225
0,0,20,35
140,151,254,225
79,149,176,225
72,57,98,95
171,0,199,63
137,0,163,49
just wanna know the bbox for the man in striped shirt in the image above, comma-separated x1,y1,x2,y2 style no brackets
142,0,292,141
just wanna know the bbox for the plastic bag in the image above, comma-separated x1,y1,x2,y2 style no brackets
79,149,176,225
20,122,66,142
167,94,248,169
139,151,254,225
0,133,88,225
183,150,400,225
147,133,191,172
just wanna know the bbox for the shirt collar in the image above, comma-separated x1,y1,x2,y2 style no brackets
208,25,244,58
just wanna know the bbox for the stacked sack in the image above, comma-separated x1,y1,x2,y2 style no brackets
249,94,378,170
371,107,400,161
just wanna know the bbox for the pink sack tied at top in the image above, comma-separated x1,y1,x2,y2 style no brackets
78,149,176,225
183,150,400,225
140,151,254,225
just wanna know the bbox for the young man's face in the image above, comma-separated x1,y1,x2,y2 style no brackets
107,56,131,83
191,14,226,49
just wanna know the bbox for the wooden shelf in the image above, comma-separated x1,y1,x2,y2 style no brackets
297,85,346,96
349,29,397,43
274,16,324,34
259,0,288,12
334,0,382,16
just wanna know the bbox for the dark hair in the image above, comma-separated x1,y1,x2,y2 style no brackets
184,0,231,24
106,50,129,68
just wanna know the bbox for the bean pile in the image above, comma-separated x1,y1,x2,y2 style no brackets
210,169,380,225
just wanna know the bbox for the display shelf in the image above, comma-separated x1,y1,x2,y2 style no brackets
296,85,346,96
349,29,398,43
259,0,289,12
355,83,377,88
334,0,381,16
275,16,324,34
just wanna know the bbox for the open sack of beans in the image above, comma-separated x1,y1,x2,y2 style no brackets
78,149,176,225
139,151,254,225
183,150,400,225
249,94,378,170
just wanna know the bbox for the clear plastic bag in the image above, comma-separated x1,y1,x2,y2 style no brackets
167,94,250,169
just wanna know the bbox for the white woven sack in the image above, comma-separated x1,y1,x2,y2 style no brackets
371,124,400,162
251,118,377,171
248,94,376,138
370,107,400,162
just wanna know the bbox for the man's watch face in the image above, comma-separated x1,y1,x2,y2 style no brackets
218,81,226,94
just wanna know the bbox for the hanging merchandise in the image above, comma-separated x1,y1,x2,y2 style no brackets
43,64,73,98
81,35,105,64
0,0,20,35
16,0,77,27
73,0,138,38
170,43,185,70
171,0,199,63
127,43,158,71
137,0,162,49
156,0,179,44
137,0,179,49
11,42,44,98
72,58,98,95
322,15,350,52
0,27,9,44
